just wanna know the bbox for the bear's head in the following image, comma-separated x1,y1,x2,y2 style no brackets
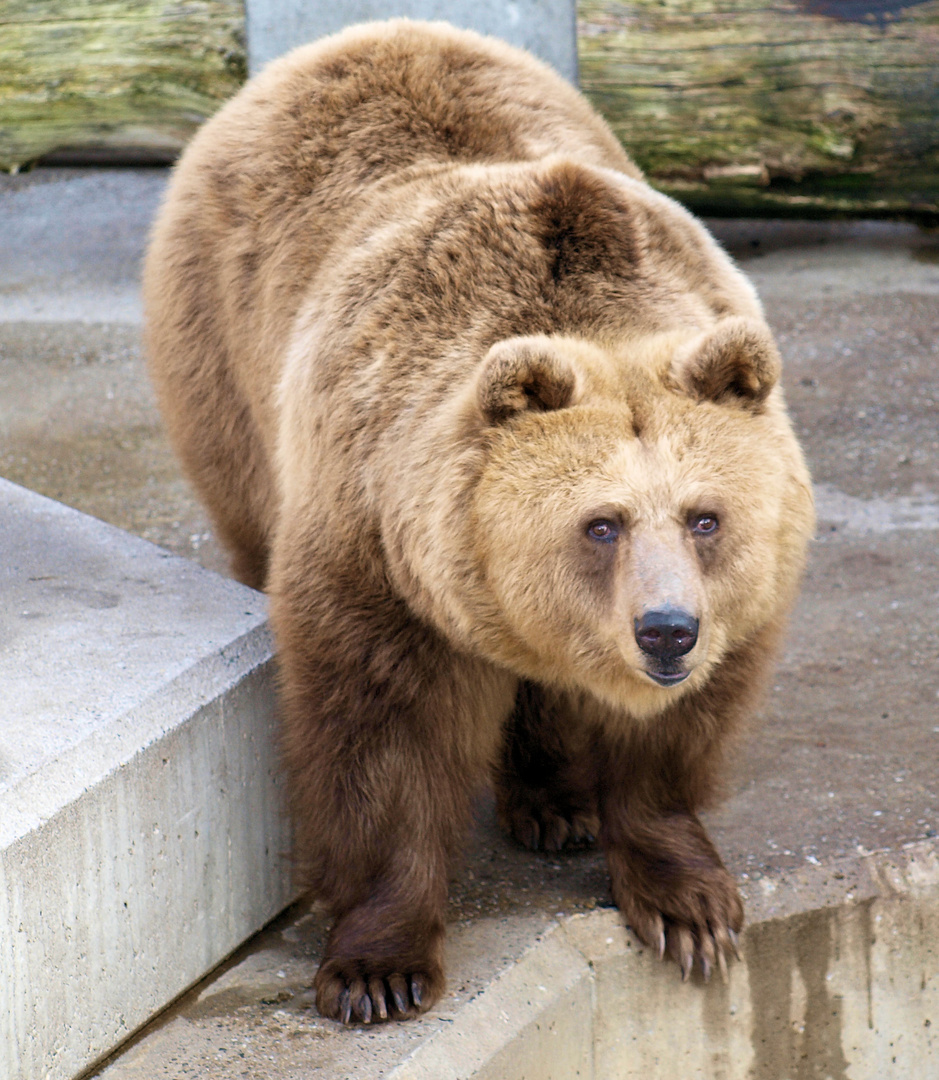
465,321,814,718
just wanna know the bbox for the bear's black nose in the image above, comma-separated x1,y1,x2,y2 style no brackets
634,608,699,661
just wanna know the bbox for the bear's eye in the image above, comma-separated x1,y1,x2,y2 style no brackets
587,520,619,543
690,514,720,536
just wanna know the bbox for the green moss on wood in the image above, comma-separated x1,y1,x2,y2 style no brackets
578,0,939,217
0,0,245,171
2,0,938,217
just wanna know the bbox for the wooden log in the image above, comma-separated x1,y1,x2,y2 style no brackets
0,0,245,172
578,0,939,219
2,0,937,220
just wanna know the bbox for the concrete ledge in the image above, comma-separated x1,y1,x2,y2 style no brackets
388,925,595,1080
96,839,939,1079
0,479,294,1080
395,841,939,1078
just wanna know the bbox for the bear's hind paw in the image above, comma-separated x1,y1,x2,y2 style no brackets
502,801,599,853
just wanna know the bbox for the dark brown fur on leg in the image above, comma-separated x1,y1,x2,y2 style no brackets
497,682,600,852
314,860,448,1023
273,548,513,1024
603,793,743,982
597,640,775,980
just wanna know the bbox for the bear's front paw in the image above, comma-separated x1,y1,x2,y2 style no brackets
609,853,743,982
314,957,445,1025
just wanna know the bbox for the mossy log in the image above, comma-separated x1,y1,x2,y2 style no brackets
2,1,938,218
0,0,245,172
578,0,939,219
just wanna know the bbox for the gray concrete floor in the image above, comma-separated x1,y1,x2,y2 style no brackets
2,168,938,1077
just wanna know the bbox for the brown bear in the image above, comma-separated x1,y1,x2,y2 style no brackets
144,19,814,1025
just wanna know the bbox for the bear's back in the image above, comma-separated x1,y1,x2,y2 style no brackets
194,19,637,216
144,19,768,590
145,21,640,450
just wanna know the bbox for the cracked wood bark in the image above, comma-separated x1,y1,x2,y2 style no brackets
2,0,937,219
578,0,939,218
0,0,245,172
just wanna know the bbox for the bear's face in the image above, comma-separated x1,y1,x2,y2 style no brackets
468,325,814,718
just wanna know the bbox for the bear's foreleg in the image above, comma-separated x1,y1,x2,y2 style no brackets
312,831,450,1023
273,568,514,1023
597,722,743,982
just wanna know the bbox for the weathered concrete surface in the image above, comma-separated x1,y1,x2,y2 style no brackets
244,2,578,82
707,219,939,881
85,839,939,1079
393,841,939,1079
0,478,294,1080
0,168,163,324
1,168,938,1077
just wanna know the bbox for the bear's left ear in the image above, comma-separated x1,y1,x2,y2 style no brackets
476,337,578,423
671,317,781,412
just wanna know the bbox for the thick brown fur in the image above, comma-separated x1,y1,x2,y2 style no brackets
144,19,815,1024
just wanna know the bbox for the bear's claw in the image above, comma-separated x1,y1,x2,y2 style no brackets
388,974,410,1016
615,865,744,983
370,977,389,1020
505,805,600,853
645,918,741,983
316,964,440,1025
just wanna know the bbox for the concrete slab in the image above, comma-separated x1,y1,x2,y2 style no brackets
244,3,579,82
86,837,939,1079
0,479,293,1080
2,167,938,1076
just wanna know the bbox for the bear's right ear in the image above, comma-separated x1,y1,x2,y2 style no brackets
476,337,578,423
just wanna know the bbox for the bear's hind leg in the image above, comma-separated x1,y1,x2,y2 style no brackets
496,682,600,853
